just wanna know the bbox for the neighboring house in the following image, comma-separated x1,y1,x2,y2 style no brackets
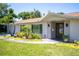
6,12,79,41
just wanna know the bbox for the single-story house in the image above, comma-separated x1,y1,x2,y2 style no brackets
2,12,79,41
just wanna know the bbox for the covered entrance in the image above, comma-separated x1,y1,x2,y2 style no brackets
51,22,64,40
56,23,64,40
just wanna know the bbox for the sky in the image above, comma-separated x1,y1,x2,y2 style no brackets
9,3,79,15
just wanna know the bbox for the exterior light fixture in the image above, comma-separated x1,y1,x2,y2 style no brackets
66,23,68,27
48,24,50,27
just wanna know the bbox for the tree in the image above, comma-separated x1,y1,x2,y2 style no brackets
18,12,30,19
0,4,17,24
0,3,9,23
8,8,17,36
0,3,9,18
57,12,64,14
30,11,35,18
0,3,17,36
18,9,42,19
34,9,41,18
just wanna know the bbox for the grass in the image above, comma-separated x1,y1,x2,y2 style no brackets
0,39,79,56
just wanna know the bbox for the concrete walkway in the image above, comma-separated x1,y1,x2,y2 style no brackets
0,34,60,44
4,38,60,44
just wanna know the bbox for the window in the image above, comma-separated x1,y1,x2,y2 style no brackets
32,24,42,34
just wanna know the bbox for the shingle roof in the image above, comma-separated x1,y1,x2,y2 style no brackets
66,12,79,17
14,18,42,24
12,12,79,25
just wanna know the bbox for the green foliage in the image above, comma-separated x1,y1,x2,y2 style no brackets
0,3,9,24
74,40,79,45
20,25,41,39
16,32,41,39
57,12,64,14
0,4,17,24
18,9,41,19
0,15,13,24
30,11,35,18
34,9,41,18
0,4,17,36
63,35,69,42
31,33,41,39
16,25,30,38
21,25,31,32
16,32,26,38
18,12,30,19
21,25,31,38
0,3,9,18
8,8,17,18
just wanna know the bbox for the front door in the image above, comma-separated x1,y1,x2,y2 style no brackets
56,23,64,40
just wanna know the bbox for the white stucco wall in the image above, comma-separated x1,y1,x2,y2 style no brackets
42,22,51,38
7,24,20,34
70,20,79,40
42,23,47,38
47,22,51,38
15,25,20,33
7,25,9,33
64,21,70,36
7,24,14,34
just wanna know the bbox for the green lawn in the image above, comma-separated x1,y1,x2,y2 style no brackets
0,39,79,56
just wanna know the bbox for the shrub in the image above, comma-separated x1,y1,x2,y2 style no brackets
16,32,26,38
63,35,69,42
74,40,79,45
21,25,31,33
31,33,41,39
20,25,32,39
